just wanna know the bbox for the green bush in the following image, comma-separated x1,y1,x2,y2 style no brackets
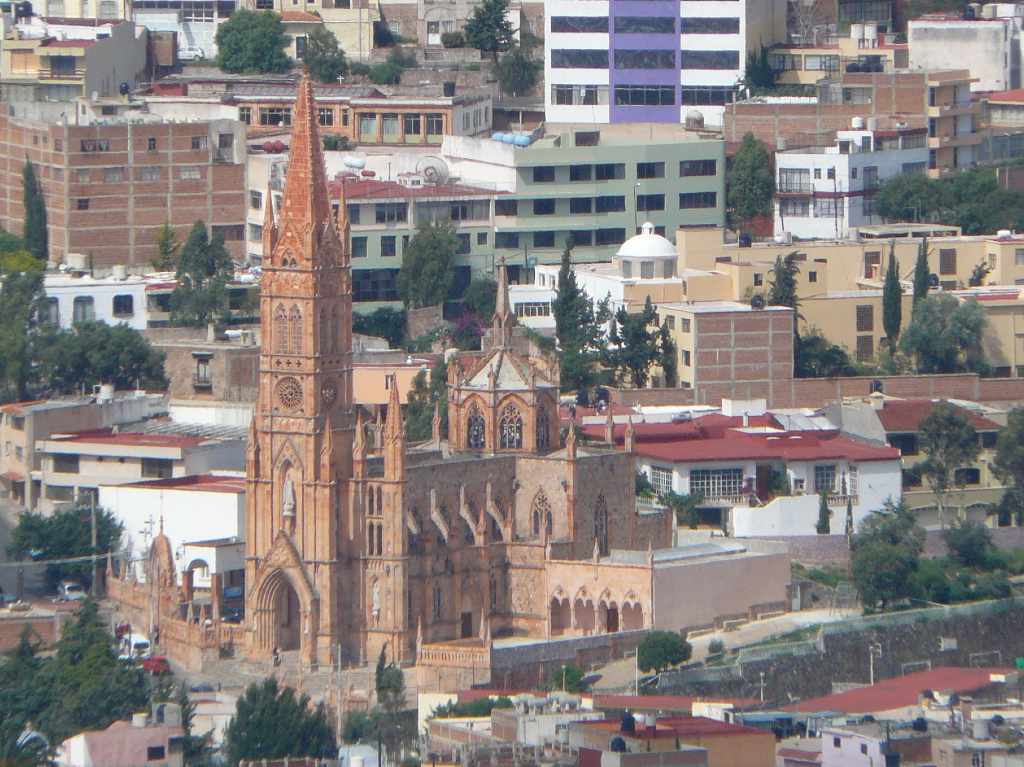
909,558,951,604
708,638,725,655
350,62,371,76
441,31,465,48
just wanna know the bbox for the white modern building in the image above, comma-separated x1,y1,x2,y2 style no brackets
43,271,150,331
544,0,787,128
774,125,931,240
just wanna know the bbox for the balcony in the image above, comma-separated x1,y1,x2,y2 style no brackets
38,68,86,81
928,133,982,149
776,182,813,195
192,374,213,389
927,102,977,119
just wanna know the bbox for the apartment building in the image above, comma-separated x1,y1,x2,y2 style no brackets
35,425,244,513
375,0,541,51
774,124,929,239
909,9,1024,92
543,0,787,128
239,0,377,59
0,18,146,104
0,110,247,268
724,69,981,175
770,24,909,87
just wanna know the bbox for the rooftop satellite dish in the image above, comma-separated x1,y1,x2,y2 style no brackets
416,156,450,185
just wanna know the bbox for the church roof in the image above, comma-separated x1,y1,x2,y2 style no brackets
462,348,555,392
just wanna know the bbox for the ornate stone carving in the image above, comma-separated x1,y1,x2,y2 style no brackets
321,378,338,406
275,377,303,411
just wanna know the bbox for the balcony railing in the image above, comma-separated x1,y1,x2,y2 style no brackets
777,182,813,194
39,69,86,80
192,374,213,389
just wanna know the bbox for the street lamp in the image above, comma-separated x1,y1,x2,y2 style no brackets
868,641,883,686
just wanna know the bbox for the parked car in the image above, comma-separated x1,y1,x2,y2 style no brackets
57,580,86,601
141,655,171,676
119,635,150,660
178,46,205,61
189,682,215,693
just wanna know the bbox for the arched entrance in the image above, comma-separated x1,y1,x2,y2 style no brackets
621,602,644,631
275,578,302,651
550,597,571,636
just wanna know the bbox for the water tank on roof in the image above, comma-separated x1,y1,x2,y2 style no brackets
684,109,705,129
851,115,865,129
738,233,752,247
512,133,531,147
964,5,977,18
491,132,507,142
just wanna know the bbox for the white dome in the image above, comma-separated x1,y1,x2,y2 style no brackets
616,222,676,260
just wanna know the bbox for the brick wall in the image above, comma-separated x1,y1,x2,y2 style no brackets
0,611,62,652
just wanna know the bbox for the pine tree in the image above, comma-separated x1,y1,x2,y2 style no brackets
152,222,180,272
552,243,605,395
727,133,774,223
22,161,47,263
816,493,831,535
658,322,678,388
169,221,234,327
463,0,514,62
882,241,902,347
913,236,930,311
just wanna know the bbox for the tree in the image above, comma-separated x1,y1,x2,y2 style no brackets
969,260,992,288
7,506,123,590
768,252,801,310
794,328,857,378
462,276,497,318
918,401,980,529
404,360,447,441
900,294,988,375
790,0,831,45
883,242,902,348
374,655,413,766
463,0,513,62
170,222,234,327
875,173,940,223
0,266,47,402
742,46,776,90
850,500,924,610
224,677,335,765
661,491,703,529
728,133,774,223
816,493,831,534
658,322,678,388
552,243,607,395
606,298,659,388
637,631,692,673
397,222,457,309
993,408,1024,515
353,307,406,349
547,664,586,693
215,10,291,74
943,520,997,569
22,161,47,262
495,45,541,96
302,26,348,83
36,322,167,395
913,236,930,309
152,223,180,272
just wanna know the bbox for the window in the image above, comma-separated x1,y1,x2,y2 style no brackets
403,113,421,135
76,199,90,211
615,50,675,69
855,304,874,332
679,192,717,209
516,302,551,318
681,86,735,105
80,139,110,152
805,54,839,71
113,295,134,317
147,745,166,761
574,231,593,246
191,135,208,151
680,159,717,177
681,17,740,33
972,752,986,767
376,203,407,224
570,165,592,182
467,404,485,449
53,454,79,474
248,223,262,241
180,167,201,180
496,232,520,249
43,297,59,325
814,464,837,494
258,107,291,127
250,190,263,210
778,168,810,193
833,737,842,748
753,273,764,287
103,167,123,183
551,16,609,32
650,466,673,496
860,744,868,755
352,268,400,302
73,296,94,323
499,404,523,449
212,224,243,241
318,107,334,127
570,198,592,214
680,50,740,70
552,84,607,106
690,468,743,498
455,233,471,254
552,49,609,68
381,236,397,258
382,114,400,141
637,194,665,212
940,248,957,275
779,198,810,217
141,457,173,479
237,106,252,125
533,231,555,248
595,228,626,245
477,232,487,245
889,433,918,456
637,162,665,179
596,163,625,181
616,16,675,33
955,467,981,485
814,198,840,218
533,166,556,183
596,196,625,213
681,318,691,332
426,113,444,135
533,199,556,215
682,349,691,366
614,85,675,105
495,199,518,216
856,335,874,360
352,237,367,258
981,431,998,449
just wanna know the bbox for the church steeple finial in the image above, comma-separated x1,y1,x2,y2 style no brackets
491,257,514,349
262,180,277,255
384,376,405,479
278,74,332,249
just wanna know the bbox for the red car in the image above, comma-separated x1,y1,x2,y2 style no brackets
141,656,171,676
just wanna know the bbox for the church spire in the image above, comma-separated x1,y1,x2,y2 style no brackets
279,74,332,246
384,376,405,479
262,181,277,255
491,257,514,349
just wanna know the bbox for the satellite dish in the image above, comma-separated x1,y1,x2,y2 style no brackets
415,156,450,185
750,294,766,309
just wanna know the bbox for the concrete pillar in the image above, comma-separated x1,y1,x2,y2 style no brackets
181,568,194,604
211,572,222,621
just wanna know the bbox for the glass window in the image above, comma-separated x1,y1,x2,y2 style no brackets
495,199,518,216
112,294,134,317
142,458,173,479
53,454,79,474
637,162,665,179
477,232,487,245
814,464,837,494
381,236,397,257
495,232,520,249
403,113,421,135
191,135,208,151
615,50,675,69
551,16,608,32
259,107,291,127
80,139,110,152
650,466,673,496
679,192,717,209
595,163,625,181
814,197,840,217
455,233,471,254
569,197,593,214
533,199,556,215
614,85,675,105
76,198,89,210
680,17,740,33
574,231,593,246
352,236,367,258
426,113,444,134
680,50,740,70
103,167,123,183
180,167,201,180
552,49,609,68
856,304,874,332
250,190,263,209
382,113,400,141
681,86,735,105
690,468,743,498
533,166,556,183
595,228,626,245
779,198,810,217
375,203,407,224
637,194,665,212
857,335,874,360
73,296,94,323
940,249,957,275
596,196,625,213
534,231,555,248
318,107,334,127
352,268,400,302
570,164,593,181
614,16,675,33
680,159,718,177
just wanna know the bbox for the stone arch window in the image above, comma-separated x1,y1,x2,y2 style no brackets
330,306,339,353
289,305,302,355
319,308,329,353
499,404,523,450
377,486,384,514
594,494,609,556
489,571,498,610
367,522,383,556
274,304,288,353
536,405,550,452
432,585,443,620
467,403,485,450
531,489,551,539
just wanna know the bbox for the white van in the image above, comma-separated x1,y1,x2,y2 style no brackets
57,581,86,601
120,634,150,660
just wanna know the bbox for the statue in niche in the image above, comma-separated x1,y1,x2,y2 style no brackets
371,580,381,625
282,474,296,527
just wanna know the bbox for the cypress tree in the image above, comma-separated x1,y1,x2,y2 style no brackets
816,493,831,535
883,241,902,347
913,236,930,310
22,160,47,262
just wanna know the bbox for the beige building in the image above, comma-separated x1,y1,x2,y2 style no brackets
770,26,908,87
239,1,377,60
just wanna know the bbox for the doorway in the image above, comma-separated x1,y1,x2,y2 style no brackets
276,580,301,651
460,611,473,639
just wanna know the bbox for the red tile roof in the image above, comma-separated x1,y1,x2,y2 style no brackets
49,428,208,448
876,399,1001,433
579,716,768,740
593,694,760,713
987,88,1024,103
328,175,496,201
777,747,822,763
783,667,1014,714
118,473,245,493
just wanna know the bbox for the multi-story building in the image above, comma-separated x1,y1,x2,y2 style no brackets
909,9,1024,93
0,18,147,104
543,0,787,128
724,69,981,175
769,24,908,87
239,0,378,60
0,110,248,268
774,124,929,239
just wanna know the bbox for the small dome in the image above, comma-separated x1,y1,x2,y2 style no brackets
616,222,677,260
